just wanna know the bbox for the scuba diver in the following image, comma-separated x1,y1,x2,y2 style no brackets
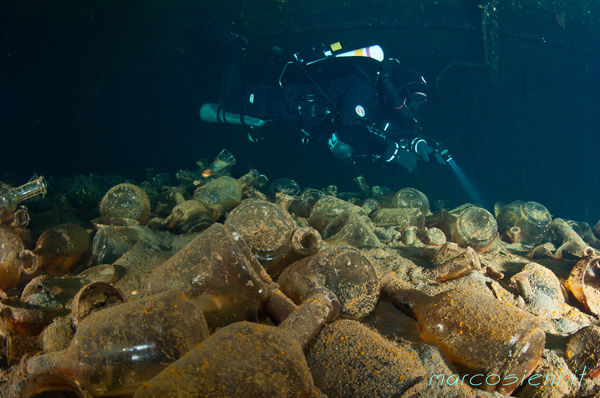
198,10,451,173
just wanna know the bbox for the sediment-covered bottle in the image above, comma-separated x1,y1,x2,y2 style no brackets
550,218,594,259
370,207,425,231
496,201,552,246
380,273,545,395
133,287,339,398
393,187,430,215
164,198,213,233
224,200,321,278
30,223,91,274
25,290,210,397
427,205,498,253
288,188,324,218
146,223,275,330
306,319,426,398
20,371,86,398
268,177,301,197
322,211,381,248
192,170,262,220
309,195,368,233
278,245,380,320
99,183,151,226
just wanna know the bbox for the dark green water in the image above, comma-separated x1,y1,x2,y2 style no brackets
2,0,599,223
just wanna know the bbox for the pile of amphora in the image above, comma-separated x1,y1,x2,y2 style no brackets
1,149,600,398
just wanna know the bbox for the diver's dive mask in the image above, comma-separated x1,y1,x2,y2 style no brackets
396,92,427,123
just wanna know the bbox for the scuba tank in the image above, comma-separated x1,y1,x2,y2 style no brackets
200,42,385,128
199,103,268,127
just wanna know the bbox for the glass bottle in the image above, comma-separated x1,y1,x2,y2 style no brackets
192,170,262,220
268,177,301,197
427,205,498,253
565,255,600,315
10,205,30,229
380,273,545,395
99,183,151,226
564,325,600,378
430,243,481,282
133,287,339,398
88,225,138,267
224,200,321,278
308,195,368,233
551,218,594,259
370,185,396,208
306,319,426,398
321,211,381,249
497,201,552,246
21,264,118,309
278,245,380,321
146,223,276,331
0,224,37,291
393,187,430,215
369,207,425,231
3,316,41,365
70,281,126,326
288,188,324,218
0,176,47,224
25,290,211,397
198,148,237,180
31,223,91,275
20,371,86,398
0,297,67,336
353,174,370,197
164,199,213,233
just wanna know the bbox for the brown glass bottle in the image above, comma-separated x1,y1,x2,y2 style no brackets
146,223,276,330
99,183,151,226
25,290,210,397
306,319,426,398
380,274,545,395
224,200,322,278
133,287,339,398
278,245,380,321
427,205,498,253
192,170,261,220
31,223,91,274
0,224,37,291
308,195,368,233
497,201,552,246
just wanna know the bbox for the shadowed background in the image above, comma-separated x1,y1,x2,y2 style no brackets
1,0,599,222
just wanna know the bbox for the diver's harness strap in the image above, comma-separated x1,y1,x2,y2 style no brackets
293,53,340,117
282,54,340,144
378,59,424,124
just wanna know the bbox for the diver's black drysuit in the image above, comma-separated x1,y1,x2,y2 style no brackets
218,39,434,172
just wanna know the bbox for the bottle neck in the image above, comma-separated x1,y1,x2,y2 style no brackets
237,169,264,187
14,177,47,203
279,287,340,349
379,273,428,319
25,347,71,377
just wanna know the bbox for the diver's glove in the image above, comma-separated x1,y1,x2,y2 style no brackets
410,137,435,162
433,142,452,165
383,140,417,173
